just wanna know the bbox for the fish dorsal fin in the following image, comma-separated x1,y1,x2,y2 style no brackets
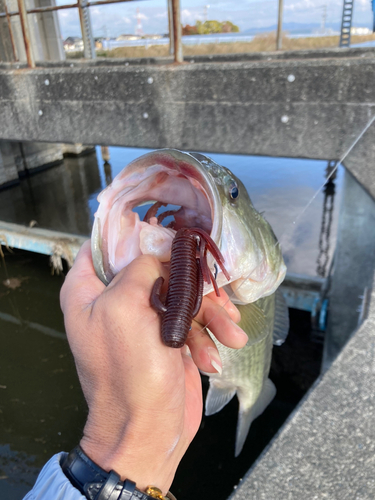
273,289,290,346
205,382,236,416
235,378,276,457
236,301,268,346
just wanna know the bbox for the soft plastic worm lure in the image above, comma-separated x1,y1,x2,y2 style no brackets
151,227,230,348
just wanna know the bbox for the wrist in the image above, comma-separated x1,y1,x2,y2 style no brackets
80,412,187,494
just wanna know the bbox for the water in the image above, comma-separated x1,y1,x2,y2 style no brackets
0,147,343,499
0,146,344,278
100,32,342,50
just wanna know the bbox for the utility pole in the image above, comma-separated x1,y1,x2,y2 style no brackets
276,0,283,50
321,5,327,34
204,4,210,23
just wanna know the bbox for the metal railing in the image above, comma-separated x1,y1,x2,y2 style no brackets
0,0,183,67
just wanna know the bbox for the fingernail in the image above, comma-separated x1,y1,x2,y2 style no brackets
207,347,222,375
230,320,248,343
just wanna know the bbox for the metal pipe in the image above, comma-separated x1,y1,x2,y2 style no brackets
276,0,284,51
167,0,174,56
88,0,140,6
171,0,182,63
17,0,35,68
20,3,79,15
4,2,18,61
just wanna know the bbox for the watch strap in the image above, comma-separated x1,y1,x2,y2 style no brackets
61,446,176,500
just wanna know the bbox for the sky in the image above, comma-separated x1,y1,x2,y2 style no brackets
55,0,374,39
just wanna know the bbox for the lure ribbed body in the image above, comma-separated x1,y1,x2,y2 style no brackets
162,231,201,348
151,227,229,348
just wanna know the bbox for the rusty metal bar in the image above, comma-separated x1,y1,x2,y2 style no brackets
17,0,35,67
88,0,142,6
4,2,18,61
167,0,174,56
276,0,284,50
171,0,182,63
22,3,78,14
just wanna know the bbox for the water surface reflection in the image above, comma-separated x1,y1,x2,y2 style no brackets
0,146,343,278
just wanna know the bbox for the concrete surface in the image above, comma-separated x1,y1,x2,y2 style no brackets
0,49,374,185
230,282,375,499
322,169,375,370
229,131,375,500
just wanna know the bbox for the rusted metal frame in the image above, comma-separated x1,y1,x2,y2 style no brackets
276,0,284,50
171,0,182,62
22,3,78,14
88,0,140,6
17,0,35,68
4,2,18,61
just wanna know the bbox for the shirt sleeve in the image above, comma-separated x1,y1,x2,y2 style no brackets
23,452,86,500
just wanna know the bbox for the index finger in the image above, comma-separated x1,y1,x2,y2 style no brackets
60,240,106,315
196,287,241,324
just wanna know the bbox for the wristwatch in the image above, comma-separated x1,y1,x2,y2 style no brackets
61,446,176,500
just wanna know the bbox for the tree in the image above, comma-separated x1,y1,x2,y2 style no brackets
193,20,239,35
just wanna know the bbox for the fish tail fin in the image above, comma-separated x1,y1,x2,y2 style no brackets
235,378,276,457
205,380,236,416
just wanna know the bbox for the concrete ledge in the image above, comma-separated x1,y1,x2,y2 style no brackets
0,50,374,164
230,278,375,500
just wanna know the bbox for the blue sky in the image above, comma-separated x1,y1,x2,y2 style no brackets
56,0,374,39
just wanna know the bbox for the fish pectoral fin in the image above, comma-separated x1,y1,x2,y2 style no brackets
205,382,236,416
235,378,276,457
236,301,267,346
273,289,290,346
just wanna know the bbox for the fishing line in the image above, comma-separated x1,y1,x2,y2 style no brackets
196,113,375,340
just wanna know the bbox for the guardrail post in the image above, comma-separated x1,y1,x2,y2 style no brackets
276,0,283,50
17,0,34,67
171,0,182,63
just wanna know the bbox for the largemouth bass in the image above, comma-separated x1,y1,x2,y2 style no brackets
91,149,289,456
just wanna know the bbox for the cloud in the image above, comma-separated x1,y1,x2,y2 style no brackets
181,8,203,24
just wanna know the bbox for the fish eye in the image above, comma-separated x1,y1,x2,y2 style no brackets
228,181,239,201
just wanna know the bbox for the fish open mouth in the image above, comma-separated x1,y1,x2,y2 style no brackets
93,150,222,284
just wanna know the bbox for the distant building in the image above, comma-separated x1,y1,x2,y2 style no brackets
63,37,84,52
146,34,163,40
116,34,141,41
351,27,371,35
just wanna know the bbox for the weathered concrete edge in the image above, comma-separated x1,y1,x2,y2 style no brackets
0,46,374,70
229,275,375,499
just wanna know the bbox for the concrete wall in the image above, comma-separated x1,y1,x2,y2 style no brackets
0,48,373,190
229,102,375,500
2,0,65,63
0,140,18,186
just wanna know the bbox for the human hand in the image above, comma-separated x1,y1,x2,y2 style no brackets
60,241,248,495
